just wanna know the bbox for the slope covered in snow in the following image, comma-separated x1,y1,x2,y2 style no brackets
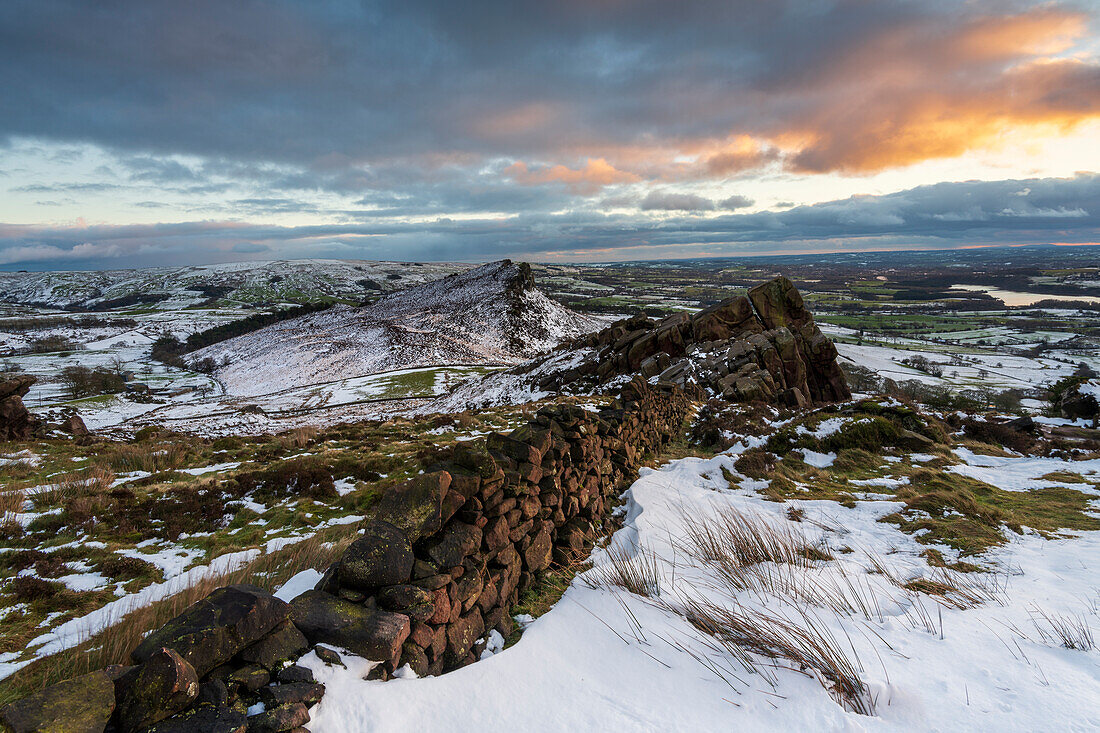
282,441,1100,732
196,260,604,396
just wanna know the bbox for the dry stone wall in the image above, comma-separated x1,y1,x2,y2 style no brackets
0,377,697,733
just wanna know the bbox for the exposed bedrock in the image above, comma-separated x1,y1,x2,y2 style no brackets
534,275,850,408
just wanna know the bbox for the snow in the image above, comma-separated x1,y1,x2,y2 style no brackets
55,572,111,592
834,342,1075,392
274,569,324,602
296,448,1100,732
333,478,358,497
798,417,848,440
1080,380,1100,401
180,461,241,476
850,476,910,488
799,449,837,468
948,448,1100,495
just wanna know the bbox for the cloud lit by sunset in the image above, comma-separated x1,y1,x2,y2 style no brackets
0,0,1097,267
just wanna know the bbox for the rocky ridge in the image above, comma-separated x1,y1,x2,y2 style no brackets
0,275,850,732
461,275,849,409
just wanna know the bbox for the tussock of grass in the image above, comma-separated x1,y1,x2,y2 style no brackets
103,442,192,473
866,554,1004,609
670,597,875,715
0,489,24,528
584,544,661,598
277,425,318,450
1028,606,1095,651
678,505,830,570
33,466,115,508
734,448,777,479
1039,470,1088,484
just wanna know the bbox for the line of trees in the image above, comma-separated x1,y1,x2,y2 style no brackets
151,301,335,369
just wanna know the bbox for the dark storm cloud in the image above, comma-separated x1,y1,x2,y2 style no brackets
2,1,1096,178
2,175,1096,268
1,0,1098,269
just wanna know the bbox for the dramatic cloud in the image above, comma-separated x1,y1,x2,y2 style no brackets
0,1,1098,267
505,158,640,194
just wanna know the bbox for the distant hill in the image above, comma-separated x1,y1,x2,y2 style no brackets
193,260,604,396
0,259,469,310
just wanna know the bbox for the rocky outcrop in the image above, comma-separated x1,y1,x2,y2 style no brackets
533,276,850,408
0,375,39,441
1057,379,1099,423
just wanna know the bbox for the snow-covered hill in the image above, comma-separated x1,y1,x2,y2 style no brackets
194,260,604,396
0,259,469,310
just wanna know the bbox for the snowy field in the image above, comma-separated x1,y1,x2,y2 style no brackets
278,442,1100,732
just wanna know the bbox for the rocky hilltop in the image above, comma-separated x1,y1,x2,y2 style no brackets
443,275,850,411
193,260,603,397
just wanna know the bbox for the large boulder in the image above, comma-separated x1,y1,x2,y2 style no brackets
0,375,38,441
691,296,760,342
373,471,451,540
0,669,116,733
337,520,414,590
115,648,199,733
61,414,91,437
747,276,814,331
237,620,310,672
131,585,290,677
290,590,410,665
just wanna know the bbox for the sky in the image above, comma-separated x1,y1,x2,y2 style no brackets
1,0,1099,270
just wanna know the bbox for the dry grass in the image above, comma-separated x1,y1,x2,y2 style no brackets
0,528,352,705
583,506,876,714
867,553,1004,610
583,543,662,598
670,596,874,715
33,466,115,508
103,443,190,474
278,425,319,450
1028,606,1094,651
0,488,24,531
678,505,831,573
